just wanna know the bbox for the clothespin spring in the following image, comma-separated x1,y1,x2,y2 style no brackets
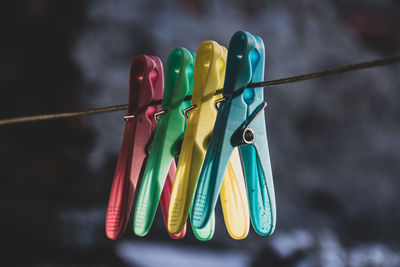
123,114,136,121
214,97,226,110
154,110,166,122
237,101,267,145
183,105,197,118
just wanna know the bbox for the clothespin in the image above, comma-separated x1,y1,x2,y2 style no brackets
105,55,186,240
133,48,194,237
191,31,276,236
168,40,250,240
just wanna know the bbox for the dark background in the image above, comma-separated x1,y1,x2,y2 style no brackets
1,0,399,266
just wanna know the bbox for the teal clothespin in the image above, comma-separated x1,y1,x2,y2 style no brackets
191,31,276,236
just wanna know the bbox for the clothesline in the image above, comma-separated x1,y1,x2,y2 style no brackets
0,55,399,127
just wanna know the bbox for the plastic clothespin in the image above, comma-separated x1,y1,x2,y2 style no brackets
191,31,276,236
105,55,186,240
168,40,250,240
133,48,195,237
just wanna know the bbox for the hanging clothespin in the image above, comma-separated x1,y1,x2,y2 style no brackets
191,31,276,236
133,48,195,237
168,40,250,240
105,55,186,240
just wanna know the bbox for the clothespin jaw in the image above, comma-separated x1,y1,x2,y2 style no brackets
105,55,163,240
128,56,161,115
191,31,276,236
133,48,195,237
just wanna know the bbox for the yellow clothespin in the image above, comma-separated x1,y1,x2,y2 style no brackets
168,40,250,240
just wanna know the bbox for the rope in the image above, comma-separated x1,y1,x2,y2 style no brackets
249,55,400,88
0,105,128,126
1,55,399,127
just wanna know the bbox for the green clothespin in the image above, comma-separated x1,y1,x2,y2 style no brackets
133,48,215,240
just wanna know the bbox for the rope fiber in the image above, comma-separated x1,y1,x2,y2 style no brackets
1,55,399,127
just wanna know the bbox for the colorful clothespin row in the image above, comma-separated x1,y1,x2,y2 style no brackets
133,48,195,237
105,55,186,240
191,31,276,236
168,40,250,240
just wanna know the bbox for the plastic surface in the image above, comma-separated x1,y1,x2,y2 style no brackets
105,55,186,240
191,31,276,236
133,48,194,237
220,149,249,239
168,40,249,240
159,162,186,239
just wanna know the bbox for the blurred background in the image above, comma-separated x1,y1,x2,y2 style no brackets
1,0,399,266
